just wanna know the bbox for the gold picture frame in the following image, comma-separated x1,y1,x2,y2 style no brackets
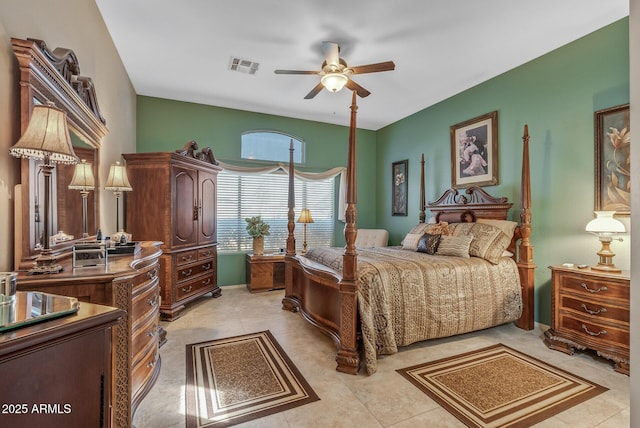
450,111,498,188
595,104,630,215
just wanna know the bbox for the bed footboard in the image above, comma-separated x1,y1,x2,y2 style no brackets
282,255,360,374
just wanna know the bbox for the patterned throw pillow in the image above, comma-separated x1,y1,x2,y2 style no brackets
407,221,452,236
417,233,441,255
436,234,473,258
401,233,423,250
451,222,511,264
477,219,518,239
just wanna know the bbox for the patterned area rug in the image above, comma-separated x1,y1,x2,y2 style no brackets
185,330,319,428
397,343,607,427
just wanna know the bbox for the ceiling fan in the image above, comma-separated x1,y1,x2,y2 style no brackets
274,41,395,99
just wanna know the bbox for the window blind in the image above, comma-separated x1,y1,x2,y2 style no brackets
217,171,335,253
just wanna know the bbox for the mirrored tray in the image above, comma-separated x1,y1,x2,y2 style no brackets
0,291,80,333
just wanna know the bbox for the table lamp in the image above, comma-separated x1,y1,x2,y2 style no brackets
9,103,78,274
104,160,133,243
297,208,314,255
68,159,95,239
585,211,625,273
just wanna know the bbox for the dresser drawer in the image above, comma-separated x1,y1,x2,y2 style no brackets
558,314,629,348
175,250,198,266
559,295,629,324
132,345,159,395
132,310,159,360
559,274,628,300
176,260,215,282
176,273,216,301
132,282,160,322
198,247,216,260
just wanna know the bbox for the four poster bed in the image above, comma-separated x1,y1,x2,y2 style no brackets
282,92,535,375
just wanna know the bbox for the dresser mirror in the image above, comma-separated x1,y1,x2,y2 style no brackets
12,38,108,270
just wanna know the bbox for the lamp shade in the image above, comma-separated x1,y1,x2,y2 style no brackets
68,159,95,191
585,211,625,234
321,73,348,92
104,161,132,192
9,104,78,164
297,208,314,224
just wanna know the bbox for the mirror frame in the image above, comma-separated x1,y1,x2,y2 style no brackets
12,38,109,270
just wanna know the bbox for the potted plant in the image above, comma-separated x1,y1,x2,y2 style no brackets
245,216,270,255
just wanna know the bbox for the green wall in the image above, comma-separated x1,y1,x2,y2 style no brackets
376,18,630,324
136,98,377,285
136,18,629,325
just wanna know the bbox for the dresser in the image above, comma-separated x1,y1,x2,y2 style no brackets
16,241,163,427
0,300,123,428
544,265,629,375
123,150,222,321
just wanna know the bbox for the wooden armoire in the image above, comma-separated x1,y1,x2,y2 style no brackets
123,147,222,320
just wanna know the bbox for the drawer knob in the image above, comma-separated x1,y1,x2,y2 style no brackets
147,267,159,280
181,269,193,277
581,324,607,337
147,360,155,368
580,282,608,293
203,278,211,286
203,263,211,270
182,285,193,293
147,324,158,337
581,303,607,316
181,255,193,262
147,295,158,307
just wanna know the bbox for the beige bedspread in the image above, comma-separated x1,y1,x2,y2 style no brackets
304,246,522,374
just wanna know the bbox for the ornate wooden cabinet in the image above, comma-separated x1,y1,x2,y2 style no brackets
16,242,163,427
123,150,222,320
0,301,123,428
544,265,630,374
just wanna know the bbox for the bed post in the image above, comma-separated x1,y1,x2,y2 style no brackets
336,90,360,374
419,153,426,223
286,140,296,256
516,125,535,330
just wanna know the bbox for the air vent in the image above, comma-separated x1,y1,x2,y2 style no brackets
229,57,259,75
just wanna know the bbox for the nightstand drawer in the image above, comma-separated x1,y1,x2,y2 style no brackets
559,314,629,347
559,274,628,300
560,295,629,324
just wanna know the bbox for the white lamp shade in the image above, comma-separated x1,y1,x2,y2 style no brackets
104,161,132,192
321,73,348,92
585,211,625,234
9,104,78,164
68,159,95,190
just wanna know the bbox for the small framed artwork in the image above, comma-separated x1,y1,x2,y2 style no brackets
595,104,630,215
392,159,408,216
450,111,498,188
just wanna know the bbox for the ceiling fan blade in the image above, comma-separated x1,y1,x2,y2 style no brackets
322,41,340,68
345,79,371,98
274,69,320,75
304,82,325,99
347,61,395,75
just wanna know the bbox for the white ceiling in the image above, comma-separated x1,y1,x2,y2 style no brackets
95,0,629,131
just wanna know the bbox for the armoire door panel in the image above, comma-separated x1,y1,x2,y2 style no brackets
173,168,197,247
199,171,217,244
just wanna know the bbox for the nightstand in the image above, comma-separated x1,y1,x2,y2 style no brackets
544,265,629,375
245,253,285,292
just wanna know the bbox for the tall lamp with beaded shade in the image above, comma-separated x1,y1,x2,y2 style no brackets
585,211,625,273
68,159,95,239
297,208,314,255
9,103,78,274
104,160,133,243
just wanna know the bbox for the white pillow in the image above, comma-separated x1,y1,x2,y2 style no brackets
401,233,423,250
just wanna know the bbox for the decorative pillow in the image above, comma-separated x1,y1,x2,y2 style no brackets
401,233,423,250
417,233,440,255
436,234,473,258
451,222,511,264
477,219,518,239
407,221,452,236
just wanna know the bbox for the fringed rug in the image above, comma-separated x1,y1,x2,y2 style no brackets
186,330,319,427
397,343,607,427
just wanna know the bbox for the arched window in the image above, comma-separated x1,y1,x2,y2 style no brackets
241,131,305,163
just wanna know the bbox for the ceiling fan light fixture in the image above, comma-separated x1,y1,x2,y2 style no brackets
321,73,348,92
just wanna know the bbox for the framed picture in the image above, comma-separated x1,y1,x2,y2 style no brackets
450,111,498,188
595,104,630,215
392,160,408,216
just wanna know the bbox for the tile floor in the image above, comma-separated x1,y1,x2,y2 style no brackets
133,285,630,428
